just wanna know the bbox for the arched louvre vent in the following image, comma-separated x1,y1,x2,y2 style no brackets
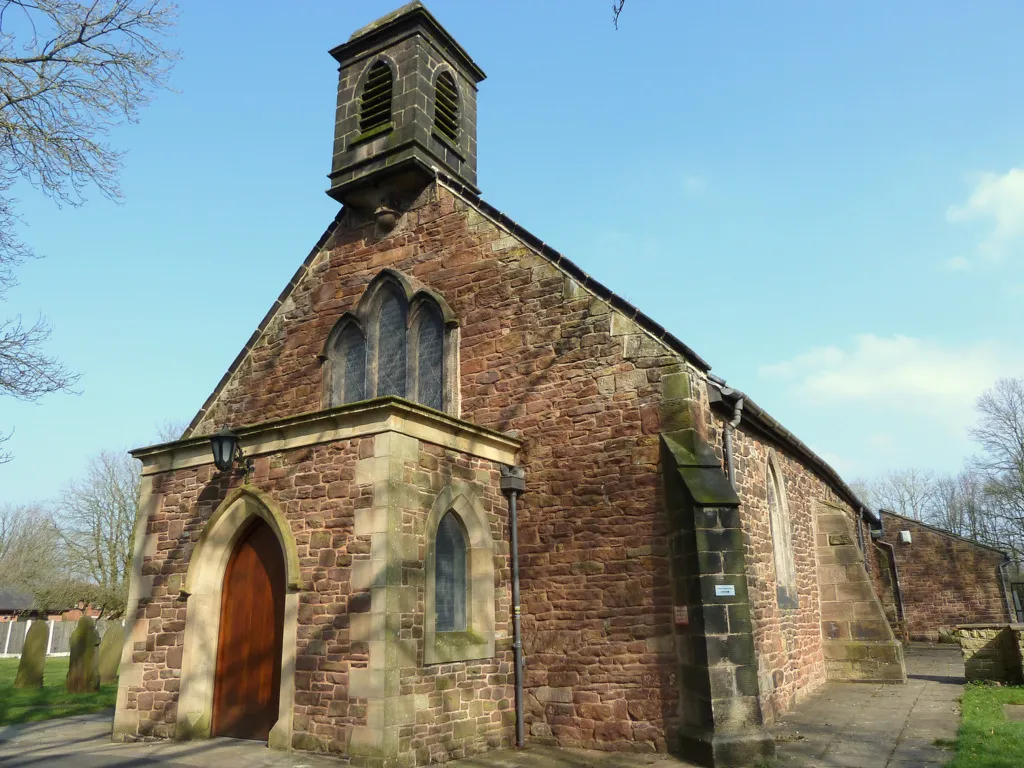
360,62,393,133
433,72,459,143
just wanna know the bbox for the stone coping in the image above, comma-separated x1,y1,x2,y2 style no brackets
131,397,521,476
957,623,1024,630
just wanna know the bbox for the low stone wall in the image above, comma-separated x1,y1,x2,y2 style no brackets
956,624,1024,683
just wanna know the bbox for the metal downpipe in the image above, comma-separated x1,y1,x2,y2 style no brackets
877,540,906,625
998,555,1018,623
500,465,527,748
725,397,744,488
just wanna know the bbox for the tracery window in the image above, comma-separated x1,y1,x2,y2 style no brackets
323,271,450,413
375,288,407,398
327,323,365,405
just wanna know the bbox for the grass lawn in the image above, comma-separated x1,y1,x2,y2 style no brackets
0,657,116,726
946,682,1024,768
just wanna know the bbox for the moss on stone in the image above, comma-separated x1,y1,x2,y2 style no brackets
98,624,124,685
14,621,47,689
66,616,100,694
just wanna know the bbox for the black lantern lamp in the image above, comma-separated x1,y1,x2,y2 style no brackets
209,427,253,475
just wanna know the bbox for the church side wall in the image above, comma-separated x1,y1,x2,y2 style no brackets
701,403,870,723
877,512,1009,641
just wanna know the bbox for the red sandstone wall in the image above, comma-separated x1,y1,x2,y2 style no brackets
187,184,687,752
171,181,885,745
126,438,518,759
877,512,1009,641
703,415,847,723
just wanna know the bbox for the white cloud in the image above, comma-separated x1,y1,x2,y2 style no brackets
759,334,1024,434
940,255,972,272
947,168,1024,261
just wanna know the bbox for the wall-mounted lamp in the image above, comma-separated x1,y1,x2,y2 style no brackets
209,427,254,476
899,530,912,545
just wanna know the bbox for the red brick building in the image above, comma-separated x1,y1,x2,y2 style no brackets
872,510,1013,642
112,4,914,766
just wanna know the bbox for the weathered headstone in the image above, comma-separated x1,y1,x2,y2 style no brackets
98,623,124,685
13,621,47,689
66,616,100,693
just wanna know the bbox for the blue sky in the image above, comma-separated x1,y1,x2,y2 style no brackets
3,0,1023,504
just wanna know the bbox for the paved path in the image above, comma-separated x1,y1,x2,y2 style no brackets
0,645,962,767
771,644,963,767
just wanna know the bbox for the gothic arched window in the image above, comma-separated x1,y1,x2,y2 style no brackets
322,271,455,413
767,453,798,609
435,511,467,632
327,323,366,406
375,288,407,398
360,61,393,134
413,304,444,411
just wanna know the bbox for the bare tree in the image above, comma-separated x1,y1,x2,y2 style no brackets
0,502,65,594
862,468,937,521
154,417,188,443
971,378,1024,525
0,0,179,460
930,469,1005,546
48,449,140,616
612,0,625,28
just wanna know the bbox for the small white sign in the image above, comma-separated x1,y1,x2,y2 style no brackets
715,584,736,597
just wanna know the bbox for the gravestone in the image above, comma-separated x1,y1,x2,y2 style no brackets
66,616,100,693
98,623,124,685
13,621,47,689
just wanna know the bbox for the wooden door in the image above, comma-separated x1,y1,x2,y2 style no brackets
212,518,285,740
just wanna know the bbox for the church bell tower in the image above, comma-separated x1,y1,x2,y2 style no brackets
327,2,486,214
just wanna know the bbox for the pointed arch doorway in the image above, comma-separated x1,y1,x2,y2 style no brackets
211,517,285,740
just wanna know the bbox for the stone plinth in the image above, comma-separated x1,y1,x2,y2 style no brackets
956,624,1024,683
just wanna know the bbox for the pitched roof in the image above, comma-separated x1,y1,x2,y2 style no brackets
0,589,33,612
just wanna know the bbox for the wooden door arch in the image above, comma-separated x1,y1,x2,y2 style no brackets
211,517,285,740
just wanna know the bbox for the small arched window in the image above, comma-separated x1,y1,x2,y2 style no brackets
328,323,366,406
433,71,459,144
767,454,798,609
413,304,444,411
375,288,407,398
360,61,393,134
435,511,467,632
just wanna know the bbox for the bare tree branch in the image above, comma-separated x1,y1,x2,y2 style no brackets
48,448,140,616
0,0,178,460
612,0,625,29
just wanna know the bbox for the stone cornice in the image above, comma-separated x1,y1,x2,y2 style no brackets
132,397,520,476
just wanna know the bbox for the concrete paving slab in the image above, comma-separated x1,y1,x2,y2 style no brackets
772,644,963,768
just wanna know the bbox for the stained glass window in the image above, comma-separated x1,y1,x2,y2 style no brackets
435,512,466,632
376,290,407,398
416,307,444,411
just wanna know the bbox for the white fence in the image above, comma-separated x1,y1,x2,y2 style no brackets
0,619,124,658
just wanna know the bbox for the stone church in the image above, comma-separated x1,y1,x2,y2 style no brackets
112,3,914,766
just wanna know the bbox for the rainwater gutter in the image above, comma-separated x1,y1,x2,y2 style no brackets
500,465,527,748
